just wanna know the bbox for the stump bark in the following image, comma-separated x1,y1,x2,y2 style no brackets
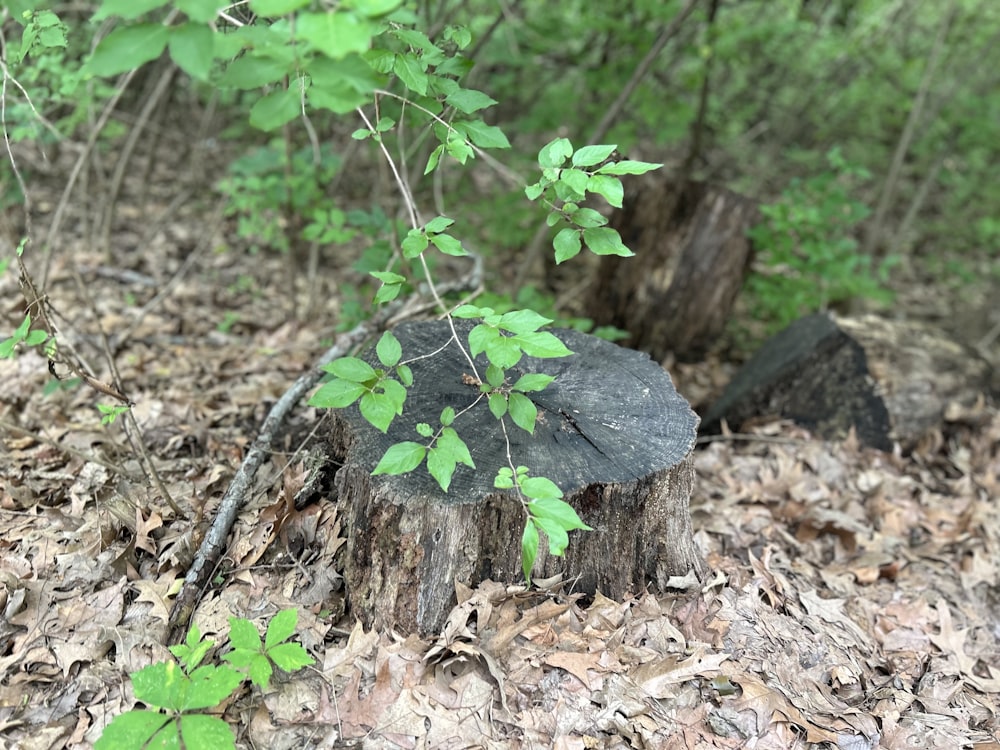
585,176,757,361
330,320,703,635
702,312,997,450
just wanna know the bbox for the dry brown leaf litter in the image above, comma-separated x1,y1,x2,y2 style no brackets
0,231,998,747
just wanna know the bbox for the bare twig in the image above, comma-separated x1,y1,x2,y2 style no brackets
166,307,396,643
862,0,957,259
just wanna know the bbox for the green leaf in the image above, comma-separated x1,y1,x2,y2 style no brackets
373,441,426,475
452,304,485,319
360,391,396,433
426,446,456,492
558,168,589,197
24,330,47,347
393,53,428,95
373,281,402,304
416,422,433,438
524,182,545,201
250,0,311,14
94,710,172,750
86,24,170,76
325,357,377,383
597,160,662,176
515,331,572,359
571,144,617,167
521,520,539,583
533,516,570,556
376,331,402,367
308,379,365,408
378,379,407,415
488,392,507,419
424,144,444,174
249,86,301,131
368,271,406,284
522,478,564,503
401,229,429,258
168,22,214,81
484,335,523,369
445,88,497,114
467,323,497,359
174,0,226,23
227,617,261,650
175,713,236,749
264,609,297,649
507,392,537,434
299,11,373,59
553,227,582,264
218,55,288,89
538,138,573,169
582,227,633,257
498,309,552,334
485,364,505,388
439,406,455,426
430,233,467,256
267,641,313,672
396,364,413,386
424,216,454,234
437,427,474,468
512,373,555,392
568,207,607,228
304,54,382,112
456,120,510,149
587,174,624,208
244,654,273,690
93,0,169,21
530,496,593,529
494,467,514,489
183,664,244,711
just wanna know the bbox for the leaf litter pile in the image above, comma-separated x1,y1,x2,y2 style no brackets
2,205,1000,749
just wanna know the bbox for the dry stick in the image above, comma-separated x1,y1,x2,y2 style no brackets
512,0,702,291
98,61,177,256
67,267,182,516
861,0,957,259
165,309,398,643
40,68,138,288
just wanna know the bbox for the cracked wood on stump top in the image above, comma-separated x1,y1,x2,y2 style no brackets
330,319,703,635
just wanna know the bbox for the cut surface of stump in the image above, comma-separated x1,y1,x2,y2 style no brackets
585,176,757,361
330,319,703,635
703,312,996,450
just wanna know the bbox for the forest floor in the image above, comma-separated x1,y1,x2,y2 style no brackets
1,138,999,750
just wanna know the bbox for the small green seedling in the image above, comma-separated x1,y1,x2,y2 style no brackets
96,609,313,750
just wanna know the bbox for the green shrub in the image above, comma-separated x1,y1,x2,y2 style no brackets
746,148,897,332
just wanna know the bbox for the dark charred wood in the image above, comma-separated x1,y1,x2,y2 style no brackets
702,313,997,450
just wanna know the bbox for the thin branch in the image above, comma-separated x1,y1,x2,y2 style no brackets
514,0,703,291
862,0,958,258
166,308,397,643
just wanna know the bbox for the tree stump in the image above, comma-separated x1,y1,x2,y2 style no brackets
584,176,758,361
329,320,703,635
702,313,997,450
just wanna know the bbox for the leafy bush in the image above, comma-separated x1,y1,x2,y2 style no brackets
746,148,897,331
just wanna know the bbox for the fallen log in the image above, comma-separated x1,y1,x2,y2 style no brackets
702,313,997,450
329,319,704,635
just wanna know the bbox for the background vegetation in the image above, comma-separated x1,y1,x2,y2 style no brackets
3,0,998,352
